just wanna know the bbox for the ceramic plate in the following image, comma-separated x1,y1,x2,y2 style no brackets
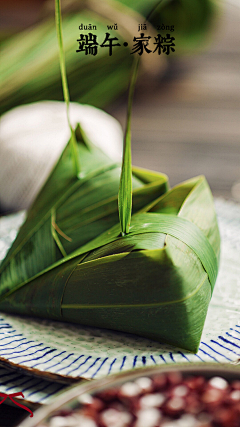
0,199,239,404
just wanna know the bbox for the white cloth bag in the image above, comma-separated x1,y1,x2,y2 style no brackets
0,101,123,212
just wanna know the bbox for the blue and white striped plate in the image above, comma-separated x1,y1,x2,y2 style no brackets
0,199,239,404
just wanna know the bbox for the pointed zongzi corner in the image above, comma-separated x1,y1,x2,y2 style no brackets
0,126,169,300
0,175,220,353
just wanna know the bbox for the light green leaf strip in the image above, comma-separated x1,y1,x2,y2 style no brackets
51,208,67,258
55,0,79,176
118,58,140,236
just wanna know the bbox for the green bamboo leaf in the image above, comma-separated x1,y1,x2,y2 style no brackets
118,58,140,235
0,0,170,310
0,129,168,298
55,0,79,176
0,0,218,115
0,176,220,352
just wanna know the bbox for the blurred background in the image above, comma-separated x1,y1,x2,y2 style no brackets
0,0,239,213
109,0,240,200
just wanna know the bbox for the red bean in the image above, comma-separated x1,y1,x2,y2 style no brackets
152,373,168,390
43,373,240,427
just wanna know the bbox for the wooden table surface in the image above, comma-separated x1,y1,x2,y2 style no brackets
108,0,240,200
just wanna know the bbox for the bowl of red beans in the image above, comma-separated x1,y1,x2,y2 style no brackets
19,364,240,427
